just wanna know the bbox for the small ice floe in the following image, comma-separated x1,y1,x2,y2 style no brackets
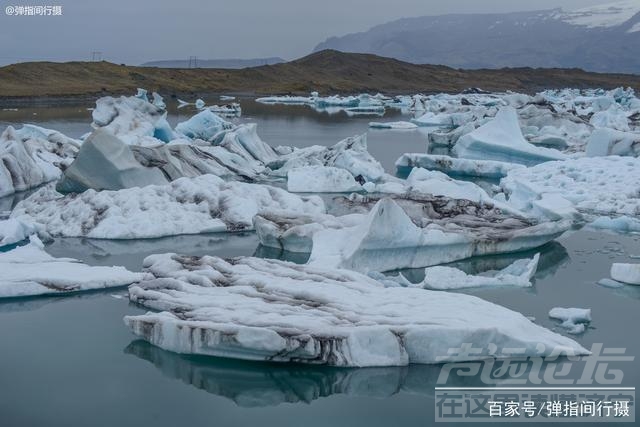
610,263,640,285
0,236,146,298
220,95,236,101
588,216,640,233
124,254,588,367
177,99,190,109
453,107,566,166
0,218,37,249
419,254,540,290
2,108,18,111
287,165,363,193
195,99,206,110
597,278,625,289
368,121,418,130
395,153,524,179
549,307,592,334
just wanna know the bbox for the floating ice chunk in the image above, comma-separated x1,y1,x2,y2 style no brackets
175,109,233,141
287,166,362,193
590,106,630,131
151,92,166,109
220,95,236,101
12,175,325,239
124,254,588,367
453,107,566,166
395,153,524,179
56,130,168,193
269,134,384,182
597,278,625,289
0,218,36,248
548,307,591,334
501,156,640,220
308,198,569,273
0,236,146,298
589,216,640,233
135,88,149,102
0,126,72,198
92,94,174,146
585,128,640,157
412,112,455,128
195,99,206,110
420,254,540,290
368,121,418,130
177,99,190,109
610,263,640,285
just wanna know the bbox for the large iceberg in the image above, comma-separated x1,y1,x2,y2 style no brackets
585,128,640,157
92,94,174,146
12,175,324,239
287,166,362,193
453,107,567,166
0,236,146,298
174,109,233,141
0,126,78,197
124,254,587,367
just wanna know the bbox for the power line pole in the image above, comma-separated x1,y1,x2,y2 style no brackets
91,51,102,61
188,56,198,68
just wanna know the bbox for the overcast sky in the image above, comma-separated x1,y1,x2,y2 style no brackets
0,0,610,65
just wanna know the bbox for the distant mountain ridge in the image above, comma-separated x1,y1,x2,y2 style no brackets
314,1,640,73
141,57,285,69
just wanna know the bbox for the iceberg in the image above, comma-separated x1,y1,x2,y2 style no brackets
92,94,174,146
12,175,324,239
585,128,640,157
453,107,567,166
308,198,568,273
287,166,362,193
56,130,168,193
174,109,233,141
0,126,76,198
500,156,640,221
419,254,540,290
395,153,524,179
0,218,36,248
610,263,640,285
0,236,146,298
220,95,236,101
548,307,591,335
124,254,588,367
368,121,418,130
268,134,385,183
195,99,206,110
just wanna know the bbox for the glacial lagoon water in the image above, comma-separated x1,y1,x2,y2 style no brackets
1,99,639,426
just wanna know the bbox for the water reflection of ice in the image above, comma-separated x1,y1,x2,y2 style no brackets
125,340,586,408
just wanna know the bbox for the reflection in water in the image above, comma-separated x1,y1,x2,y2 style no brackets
126,340,585,408
0,289,119,314
396,241,570,284
253,245,310,264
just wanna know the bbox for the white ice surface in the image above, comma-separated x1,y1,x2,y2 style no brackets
0,218,36,248
548,307,592,334
124,254,588,367
287,166,362,193
0,236,146,298
610,263,640,285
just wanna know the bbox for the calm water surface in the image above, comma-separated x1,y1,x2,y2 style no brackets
0,99,639,426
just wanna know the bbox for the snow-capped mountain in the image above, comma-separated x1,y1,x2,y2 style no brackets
313,1,640,73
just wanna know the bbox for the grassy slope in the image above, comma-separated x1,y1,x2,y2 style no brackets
1,50,639,99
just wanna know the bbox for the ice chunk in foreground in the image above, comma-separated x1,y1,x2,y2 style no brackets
124,254,588,367
395,153,524,179
369,121,417,130
12,175,324,239
549,307,591,335
610,263,640,285
419,254,540,290
287,166,362,193
0,218,36,248
585,128,640,157
453,107,566,166
0,236,146,298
